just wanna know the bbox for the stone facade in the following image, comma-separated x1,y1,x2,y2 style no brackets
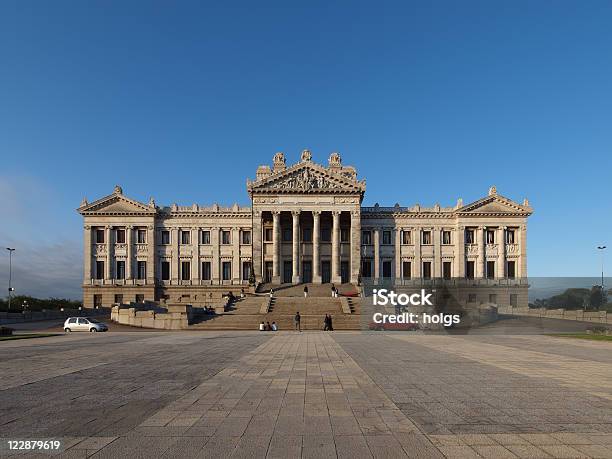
78,151,532,308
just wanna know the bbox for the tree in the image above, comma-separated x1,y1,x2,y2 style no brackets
589,286,606,310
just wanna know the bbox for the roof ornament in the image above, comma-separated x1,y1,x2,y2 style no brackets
523,198,530,206
80,197,88,207
456,197,463,208
328,152,342,167
272,152,286,171
148,197,156,207
300,149,312,162
488,185,497,196
113,185,123,195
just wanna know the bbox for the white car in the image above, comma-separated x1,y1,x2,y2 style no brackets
64,317,108,332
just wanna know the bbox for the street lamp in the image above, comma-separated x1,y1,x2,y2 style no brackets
6,248,15,312
597,246,606,290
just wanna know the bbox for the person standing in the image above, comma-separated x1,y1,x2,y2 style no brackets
323,314,330,331
303,285,308,298
328,314,333,331
294,311,301,332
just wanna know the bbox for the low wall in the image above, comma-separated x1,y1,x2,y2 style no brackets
111,304,194,330
499,306,611,324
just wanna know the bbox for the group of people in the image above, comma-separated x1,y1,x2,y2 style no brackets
259,321,278,331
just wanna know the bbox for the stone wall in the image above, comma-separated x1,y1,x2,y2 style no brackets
111,303,194,330
499,306,612,324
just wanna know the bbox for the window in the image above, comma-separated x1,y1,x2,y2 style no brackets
264,228,273,242
95,261,104,279
443,261,451,280
465,228,475,244
466,261,475,279
116,261,125,279
93,294,102,308
402,231,411,245
135,294,145,303
486,230,495,244
161,230,170,245
201,230,210,244
181,261,191,281
321,228,331,242
506,229,515,244
115,229,125,244
201,261,211,280
95,229,105,243
468,293,477,303
382,231,391,245
181,230,190,245
422,261,432,279
507,261,516,279
302,228,312,242
242,231,251,245
422,231,431,245
137,229,146,244
486,261,495,279
222,230,231,244
402,261,411,279
510,294,518,307
362,230,372,245
340,228,350,243
222,261,232,281
114,294,123,304
382,261,392,278
161,261,170,281
242,262,252,281
137,261,146,280
282,228,292,242
442,231,451,245
489,294,497,304
362,260,372,278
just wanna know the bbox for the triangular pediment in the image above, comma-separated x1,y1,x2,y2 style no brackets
248,161,365,194
458,194,532,215
78,193,156,215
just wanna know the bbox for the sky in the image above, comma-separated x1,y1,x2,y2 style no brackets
1,0,611,299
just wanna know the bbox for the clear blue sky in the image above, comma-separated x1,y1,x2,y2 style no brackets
1,0,611,298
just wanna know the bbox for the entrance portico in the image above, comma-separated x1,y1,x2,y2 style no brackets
248,150,366,285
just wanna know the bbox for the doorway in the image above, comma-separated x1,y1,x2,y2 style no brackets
341,261,349,284
264,261,273,283
283,261,292,284
302,261,312,283
322,261,331,283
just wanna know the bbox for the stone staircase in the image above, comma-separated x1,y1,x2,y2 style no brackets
190,286,362,330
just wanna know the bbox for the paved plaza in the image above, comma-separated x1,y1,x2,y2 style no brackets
1,330,612,458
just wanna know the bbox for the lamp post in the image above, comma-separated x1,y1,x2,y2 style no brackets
597,246,606,290
6,248,15,311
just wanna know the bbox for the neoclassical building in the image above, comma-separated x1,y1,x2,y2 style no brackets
78,150,532,308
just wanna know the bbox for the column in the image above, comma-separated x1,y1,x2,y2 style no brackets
312,211,321,284
519,224,527,278
105,225,112,281
350,210,361,284
373,228,380,283
477,226,485,278
414,228,421,278
171,227,179,284
252,211,262,282
455,226,464,278
395,227,401,283
292,211,301,284
84,225,92,284
232,227,241,283
497,226,505,279
146,224,155,284
433,228,441,278
272,211,281,283
332,211,341,283
212,227,220,283
192,227,200,283
126,225,133,280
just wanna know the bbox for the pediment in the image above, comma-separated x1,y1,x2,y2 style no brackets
248,162,365,195
458,195,532,215
78,194,155,215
